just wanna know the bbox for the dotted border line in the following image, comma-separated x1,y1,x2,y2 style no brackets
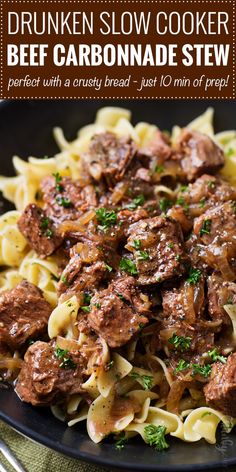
0,0,234,99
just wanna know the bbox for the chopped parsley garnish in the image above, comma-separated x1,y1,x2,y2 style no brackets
54,346,76,370
126,194,145,210
60,274,70,286
168,242,174,249
159,198,172,213
192,363,212,378
227,297,233,305
168,333,192,352
56,196,72,208
105,360,114,371
130,372,154,390
83,292,92,305
180,185,188,193
95,208,117,230
133,239,141,249
186,267,201,285
144,425,169,451
208,348,227,364
207,180,215,189
81,306,91,313
105,263,113,272
53,172,64,192
176,196,189,211
175,254,181,262
45,228,53,239
94,302,101,309
115,432,128,450
117,293,125,301
139,322,146,329
199,197,206,208
28,339,35,346
174,359,190,374
40,217,53,239
137,250,150,261
155,164,164,174
119,257,138,275
200,219,212,236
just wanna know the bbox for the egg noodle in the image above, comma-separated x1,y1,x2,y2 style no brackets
0,106,236,446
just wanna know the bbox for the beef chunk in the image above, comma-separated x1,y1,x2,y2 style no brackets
85,132,137,186
88,276,149,348
126,217,187,285
204,353,236,416
41,176,97,222
161,279,215,355
18,204,63,257
193,202,236,279
0,281,51,350
139,130,172,161
57,242,112,297
15,341,87,406
176,129,224,182
207,273,236,326
162,278,205,327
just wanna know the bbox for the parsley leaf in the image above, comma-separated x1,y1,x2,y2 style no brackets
105,263,113,272
53,172,64,192
56,196,72,208
199,197,206,208
144,425,169,451
115,432,128,450
133,239,141,249
174,359,190,374
207,180,215,189
200,219,212,236
159,198,172,213
54,346,76,370
186,267,201,285
60,274,70,286
192,363,212,378
155,165,164,174
208,348,227,364
137,250,150,261
176,196,189,211
119,257,138,275
126,194,145,210
95,208,117,230
130,371,154,390
83,292,92,305
81,306,91,313
168,333,192,352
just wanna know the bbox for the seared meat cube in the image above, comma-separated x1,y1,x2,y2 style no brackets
193,202,236,279
207,273,236,326
161,278,215,355
85,132,137,186
0,281,51,350
57,242,115,297
18,204,63,257
140,130,172,161
88,276,149,348
162,277,205,327
126,217,187,285
204,353,236,416
15,341,87,406
41,176,97,222
176,129,224,182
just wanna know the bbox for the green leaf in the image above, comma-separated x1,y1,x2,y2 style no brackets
119,257,138,275
168,333,192,352
126,194,145,210
192,363,212,378
144,425,169,451
133,239,141,249
159,198,172,213
130,372,153,390
200,219,212,236
136,250,150,261
174,359,190,374
95,208,117,230
186,267,201,285
208,348,227,364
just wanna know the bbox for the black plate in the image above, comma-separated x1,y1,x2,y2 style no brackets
1,99,236,471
